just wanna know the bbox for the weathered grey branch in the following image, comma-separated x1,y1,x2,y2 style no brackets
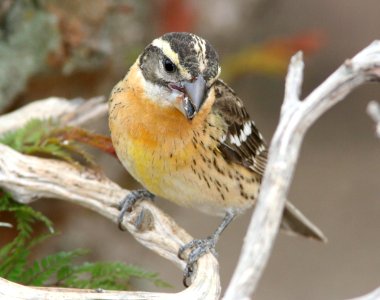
224,41,380,300
0,222,12,228
0,96,107,135
348,286,380,300
367,100,380,138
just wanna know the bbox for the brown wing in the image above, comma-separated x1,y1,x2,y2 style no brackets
212,79,267,176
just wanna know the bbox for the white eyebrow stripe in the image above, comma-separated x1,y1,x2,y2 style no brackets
151,38,191,79
152,38,180,65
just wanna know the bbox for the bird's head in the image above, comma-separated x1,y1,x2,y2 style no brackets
137,32,221,120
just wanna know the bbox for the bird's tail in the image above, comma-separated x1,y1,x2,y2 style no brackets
281,201,327,242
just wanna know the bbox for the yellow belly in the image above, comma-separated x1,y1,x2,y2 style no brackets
115,133,258,216
121,136,193,196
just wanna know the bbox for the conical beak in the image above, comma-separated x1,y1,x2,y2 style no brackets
182,75,207,119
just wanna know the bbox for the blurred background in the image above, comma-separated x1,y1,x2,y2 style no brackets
1,0,379,299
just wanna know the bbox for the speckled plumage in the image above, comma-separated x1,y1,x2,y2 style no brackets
109,67,264,216
109,33,326,262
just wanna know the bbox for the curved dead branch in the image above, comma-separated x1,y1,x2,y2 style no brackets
224,41,380,300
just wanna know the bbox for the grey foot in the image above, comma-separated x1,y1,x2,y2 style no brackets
178,237,218,287
118,189,154,230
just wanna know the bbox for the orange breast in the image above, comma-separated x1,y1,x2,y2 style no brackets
110,64,214,152
108,64,215,193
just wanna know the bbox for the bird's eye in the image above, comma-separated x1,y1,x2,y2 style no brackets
163,58,176,73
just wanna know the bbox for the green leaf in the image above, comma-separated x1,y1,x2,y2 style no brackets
0,118,93,165
0,191,54,278
59,261,171,290
22,249,89,286
0,245,29,280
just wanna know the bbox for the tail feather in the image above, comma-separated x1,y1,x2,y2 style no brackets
281,201,327,243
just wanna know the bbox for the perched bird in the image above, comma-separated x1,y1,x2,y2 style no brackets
109,32,326,283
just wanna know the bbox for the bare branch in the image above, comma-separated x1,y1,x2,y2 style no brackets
0,222,12,228
0,96,107,136
348,286,380,300
282,51,304,113
224,41,380,300
0,273,220,300
367,100,380,138
64,96,108,127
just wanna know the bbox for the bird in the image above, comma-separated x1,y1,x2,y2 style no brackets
108,32,326,284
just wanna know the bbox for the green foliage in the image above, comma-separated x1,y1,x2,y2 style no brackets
55,261,171,290
0,192,170,289
0,118,94,165
0,192,54,282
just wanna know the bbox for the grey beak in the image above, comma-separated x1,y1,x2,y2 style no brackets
183,75,207,119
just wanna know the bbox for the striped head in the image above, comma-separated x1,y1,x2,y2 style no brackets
137,32,221,120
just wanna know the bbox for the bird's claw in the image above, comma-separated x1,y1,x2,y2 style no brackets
118,189,154,230
178,236,218,287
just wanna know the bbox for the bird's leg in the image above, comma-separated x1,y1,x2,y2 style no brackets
178,211,236,286
117,189,155,230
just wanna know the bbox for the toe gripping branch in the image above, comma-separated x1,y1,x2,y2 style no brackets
117,189,155,230
178,236,218,287
178,211,236,287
